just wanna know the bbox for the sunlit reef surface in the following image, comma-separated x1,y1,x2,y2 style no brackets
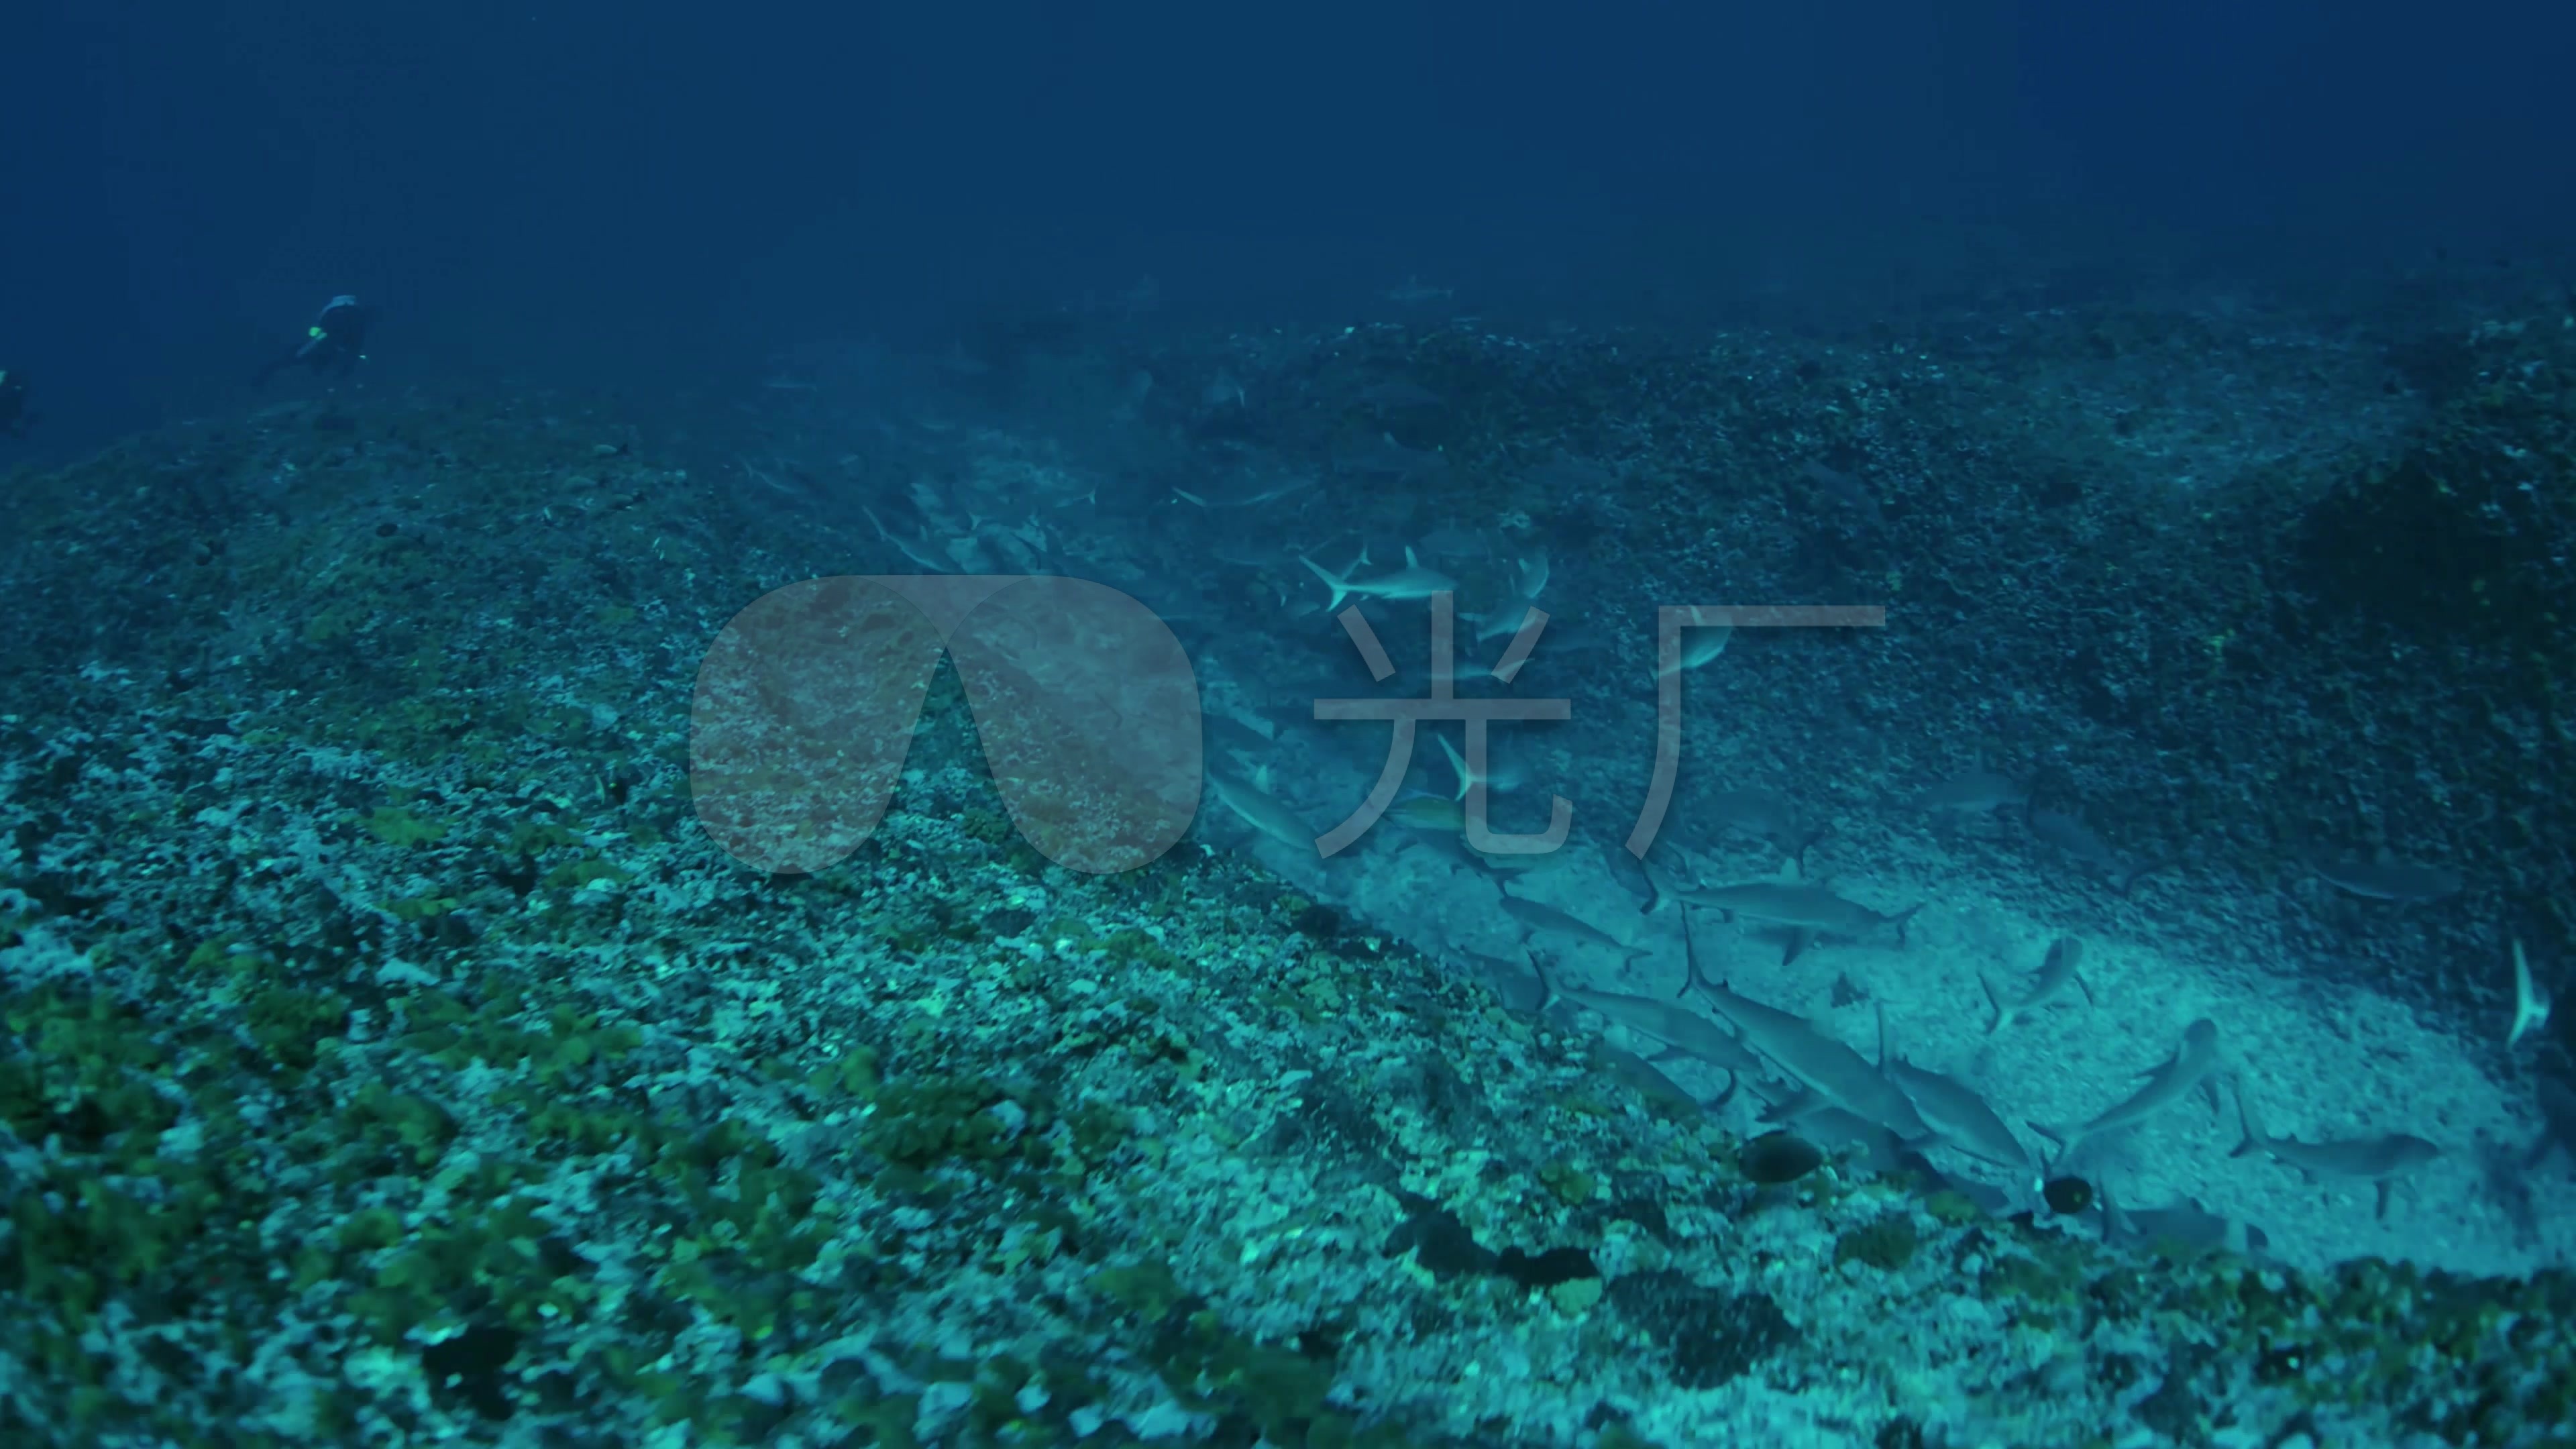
1,280,2573,1446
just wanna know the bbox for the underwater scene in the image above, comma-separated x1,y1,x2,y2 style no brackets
3,3,2575,1446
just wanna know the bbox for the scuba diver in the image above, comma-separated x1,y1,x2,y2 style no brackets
0,368,28,437
254,294,372,388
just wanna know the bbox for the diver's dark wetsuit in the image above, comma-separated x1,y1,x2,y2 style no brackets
255,295,372,388
0,370,27,437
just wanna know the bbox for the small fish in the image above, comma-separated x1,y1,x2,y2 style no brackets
1884,1055,2033,1173
1739,1130,1825,1184
1383,276,1453,305
1297,545,1458,612
2041,1175,2095,1215
1203,770,1317,854
2509,937,2553,1049
1909,771,2028,818
1500,894,1651,963
2029,1019,2223,1162
2231,1085,2440,1220
1981,936,2092,1035
2309,853,2465,902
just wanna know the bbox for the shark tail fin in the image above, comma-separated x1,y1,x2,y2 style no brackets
1890,903,1927,947
1788,821,1831,875
2510,937,2553,1048
2231,1081,2265,1159
1438,734,1472,800
1527,952,1560,1018
1677,906,1720,998
1297,555,1353,612
1638,857,1676,916
1979,973,2012,1036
